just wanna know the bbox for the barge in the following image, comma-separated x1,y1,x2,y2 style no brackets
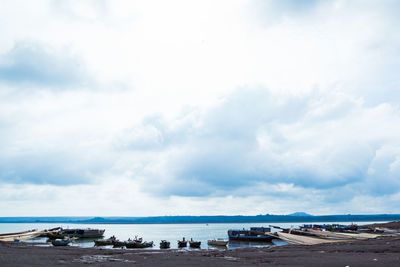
228,227,274,242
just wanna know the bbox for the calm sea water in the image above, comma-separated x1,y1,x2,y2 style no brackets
0,221,386,250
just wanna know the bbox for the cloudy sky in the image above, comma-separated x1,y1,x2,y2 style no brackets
1,0,400,216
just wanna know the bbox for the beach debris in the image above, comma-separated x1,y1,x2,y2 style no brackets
223,256,239,262
73,255,135,264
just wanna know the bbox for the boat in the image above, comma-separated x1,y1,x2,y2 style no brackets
160,240,170,249
94,236,116,246
207,239,228,247
112,240,127,248
189,238,201,248
51,238,71,246
51,228,105,239
305,229,381,240
301,224,358,232
39,227,61,237
276,232,350,245
126,240,154,248
228,227,274,242
178,237,187,248
0,229,45,242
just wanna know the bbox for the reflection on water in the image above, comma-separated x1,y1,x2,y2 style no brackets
0,221,386,250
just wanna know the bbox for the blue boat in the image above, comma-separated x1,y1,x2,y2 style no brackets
228,227,274,242
51,238,71,246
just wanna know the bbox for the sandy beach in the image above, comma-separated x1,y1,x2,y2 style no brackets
1,231,399,266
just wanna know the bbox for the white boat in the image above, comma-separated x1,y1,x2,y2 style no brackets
0,229,45,242
207,239,228,246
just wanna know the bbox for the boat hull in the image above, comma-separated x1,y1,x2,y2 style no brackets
208,240,228,246
189,241,201,248
94,240,113,246
126,241,153,248
178,241,187,248
160,241,170,249
54,229,105,239
52,240,71,246
228,235,274,242
112,240,126,247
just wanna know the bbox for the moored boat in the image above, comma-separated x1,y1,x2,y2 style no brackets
0,229,45,242
51,228,105,239
126,240,153,248
178,237,187,248
52,238,71,246
94,236,116,246
112,240,127,248
207,239,228,247
160,240,170,249
228,227,274,242
189,238,201,248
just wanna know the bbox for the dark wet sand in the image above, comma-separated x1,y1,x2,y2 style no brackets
1,236,399,266
1,221,400,266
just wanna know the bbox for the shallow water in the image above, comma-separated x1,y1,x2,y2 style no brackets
0,221,386,250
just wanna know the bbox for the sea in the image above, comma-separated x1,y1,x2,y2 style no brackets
0,221,387,250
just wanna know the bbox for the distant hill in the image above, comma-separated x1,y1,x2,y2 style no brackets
0,214,400,224
288,212,313,217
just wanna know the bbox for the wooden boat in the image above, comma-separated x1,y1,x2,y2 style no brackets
306,229,381,240
126,240,153,248
0,230,34,237
189,238,201,248
52,238,71,246
178,238,187,248
38,227,61,237
160,240,170,249
0,229,45,242
112,240,127,248
94,236,116,246
207,239,228,247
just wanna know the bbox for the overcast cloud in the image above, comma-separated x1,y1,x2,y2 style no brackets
0,0,399,216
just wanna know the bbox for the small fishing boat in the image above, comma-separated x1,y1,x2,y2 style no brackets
94,236,116,246
126,240,154,248
112,240,127,248
207,239,228,247
189,238,201,248
178,237,187,248
52,238,71,246
160,240,170,249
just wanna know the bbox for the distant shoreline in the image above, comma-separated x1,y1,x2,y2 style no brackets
0,214,399,224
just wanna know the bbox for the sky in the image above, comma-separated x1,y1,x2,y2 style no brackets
0,0,400,216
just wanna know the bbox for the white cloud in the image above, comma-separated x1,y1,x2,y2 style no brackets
0,0,400,215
